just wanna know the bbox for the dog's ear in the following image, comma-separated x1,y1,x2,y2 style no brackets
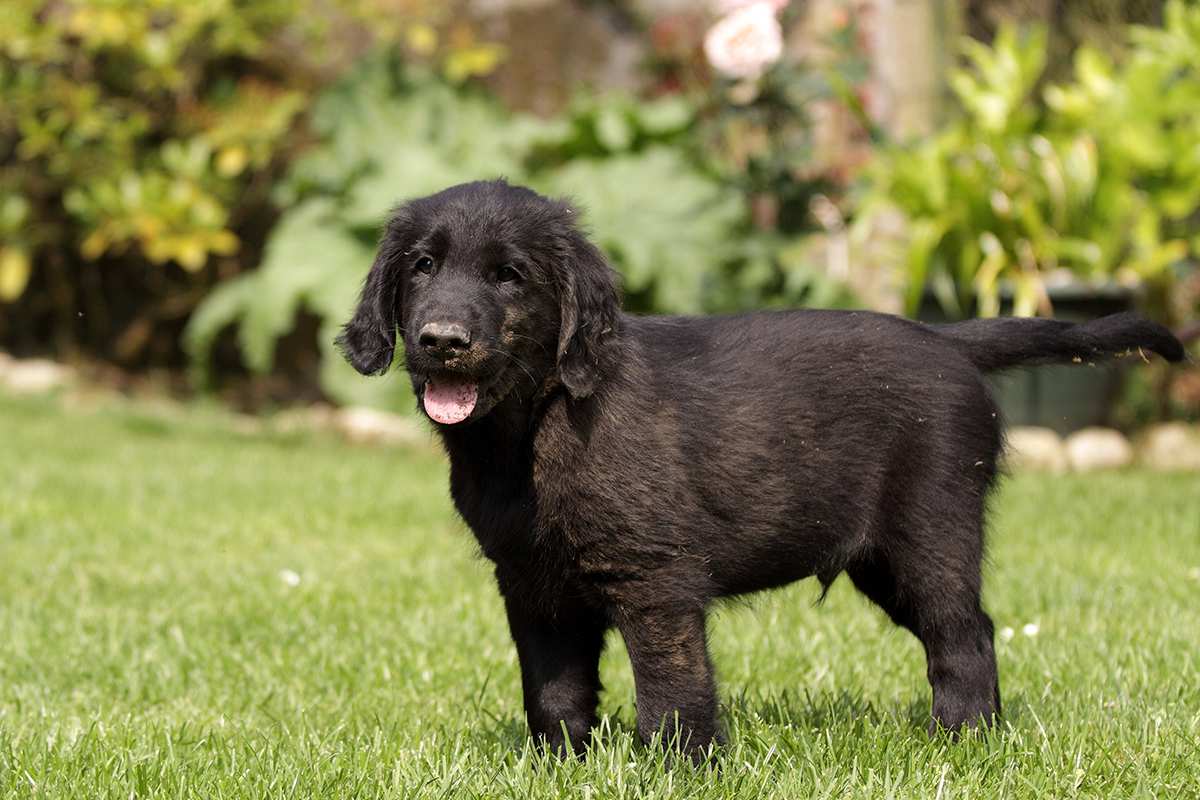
556,230,620,398
337,237,404,376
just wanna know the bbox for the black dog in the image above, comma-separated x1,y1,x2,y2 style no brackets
338,180,1184,759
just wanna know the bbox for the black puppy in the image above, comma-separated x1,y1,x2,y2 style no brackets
338,180,1184,759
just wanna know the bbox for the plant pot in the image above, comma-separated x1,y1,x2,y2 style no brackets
916,283,1138,435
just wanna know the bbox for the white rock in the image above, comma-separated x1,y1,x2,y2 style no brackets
1,358,73,394
1137,422,1200,471
1004,426,1067,473
1064,427,1134,472
271,403,336,435
333,406,423,446
228,414,264,436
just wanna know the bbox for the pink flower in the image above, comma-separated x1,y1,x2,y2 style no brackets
704,2,785,80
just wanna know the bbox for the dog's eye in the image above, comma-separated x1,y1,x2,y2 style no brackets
495,264,520,283
414,256,434,275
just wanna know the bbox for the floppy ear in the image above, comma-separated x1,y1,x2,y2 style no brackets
336,243,402,376
556,232,620,398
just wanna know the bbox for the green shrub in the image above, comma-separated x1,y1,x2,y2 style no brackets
0,0,506,363
185,60,534,411
857,1,1200,321
522,92,745,313
530,90,859,314
0,0,308,293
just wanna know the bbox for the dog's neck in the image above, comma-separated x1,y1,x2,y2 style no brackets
435,379,555,464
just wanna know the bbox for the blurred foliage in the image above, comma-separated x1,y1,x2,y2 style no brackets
0,0,505,365
528,90,859,314
186,54,860,408
3,0,866,407
647,3,874,229
964,0,1167,80
641,2,875,311
857,1,1200,322
522,92,746,313
0,0,308,288
185,60,530,410
708,16,873,210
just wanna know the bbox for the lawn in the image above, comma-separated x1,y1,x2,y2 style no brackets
1,392,1198,799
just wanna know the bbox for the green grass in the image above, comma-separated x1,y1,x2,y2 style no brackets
1,392,1198,799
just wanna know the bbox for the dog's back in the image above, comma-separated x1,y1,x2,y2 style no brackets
532,309,1000,598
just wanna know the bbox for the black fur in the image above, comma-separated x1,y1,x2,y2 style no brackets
935,314,1183,371
338,180,1184,760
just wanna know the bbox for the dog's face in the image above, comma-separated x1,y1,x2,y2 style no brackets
337,181,620,424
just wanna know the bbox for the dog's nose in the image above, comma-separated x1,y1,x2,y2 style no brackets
418,321,472,356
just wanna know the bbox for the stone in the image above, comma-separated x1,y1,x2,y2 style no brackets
271,403,337,435
1,358,73,394
333,406,424,447
228,414,265,436
1004,426,1067,472
1064,427,1134,472
1137,422,1200,471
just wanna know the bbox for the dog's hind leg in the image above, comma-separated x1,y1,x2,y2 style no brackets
846,516,1001,734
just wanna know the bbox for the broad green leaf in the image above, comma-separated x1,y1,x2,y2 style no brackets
546,148,744,314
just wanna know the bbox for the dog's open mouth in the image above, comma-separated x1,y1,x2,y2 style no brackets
423,377,479,424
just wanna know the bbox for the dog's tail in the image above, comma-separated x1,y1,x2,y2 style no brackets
933,312,1185,373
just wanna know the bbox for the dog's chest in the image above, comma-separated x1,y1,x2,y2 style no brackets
527,404,655,570
449,457,535,556
442,431,576,568
444,399,670,600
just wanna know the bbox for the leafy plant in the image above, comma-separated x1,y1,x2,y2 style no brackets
185,60,527,410
550,148,744,312
0,0,508,364
520,92,746,313
0,1,307,285
857,3,1200,321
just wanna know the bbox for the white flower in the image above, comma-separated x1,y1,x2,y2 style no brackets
1022,622,1040,637
999,626,1015,642
278,568,301,587
704,2,785,80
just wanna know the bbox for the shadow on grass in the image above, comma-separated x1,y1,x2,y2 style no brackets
724,687,1028,737
724,688,922,732
467,687,1029,760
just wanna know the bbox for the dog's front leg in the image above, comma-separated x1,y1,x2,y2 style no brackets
503,598,606,756
617,603,722,761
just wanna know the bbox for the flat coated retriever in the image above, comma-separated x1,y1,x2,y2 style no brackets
338,179,1184,760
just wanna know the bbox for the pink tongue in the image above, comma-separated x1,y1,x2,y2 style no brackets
423,378,478,424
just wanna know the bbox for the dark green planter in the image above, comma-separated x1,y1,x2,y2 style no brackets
917,284,1137,435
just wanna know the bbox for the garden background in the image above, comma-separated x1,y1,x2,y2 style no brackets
2,1,1200,797
2,0,1198,426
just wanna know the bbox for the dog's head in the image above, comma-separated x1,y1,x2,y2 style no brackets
337,180,620,425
